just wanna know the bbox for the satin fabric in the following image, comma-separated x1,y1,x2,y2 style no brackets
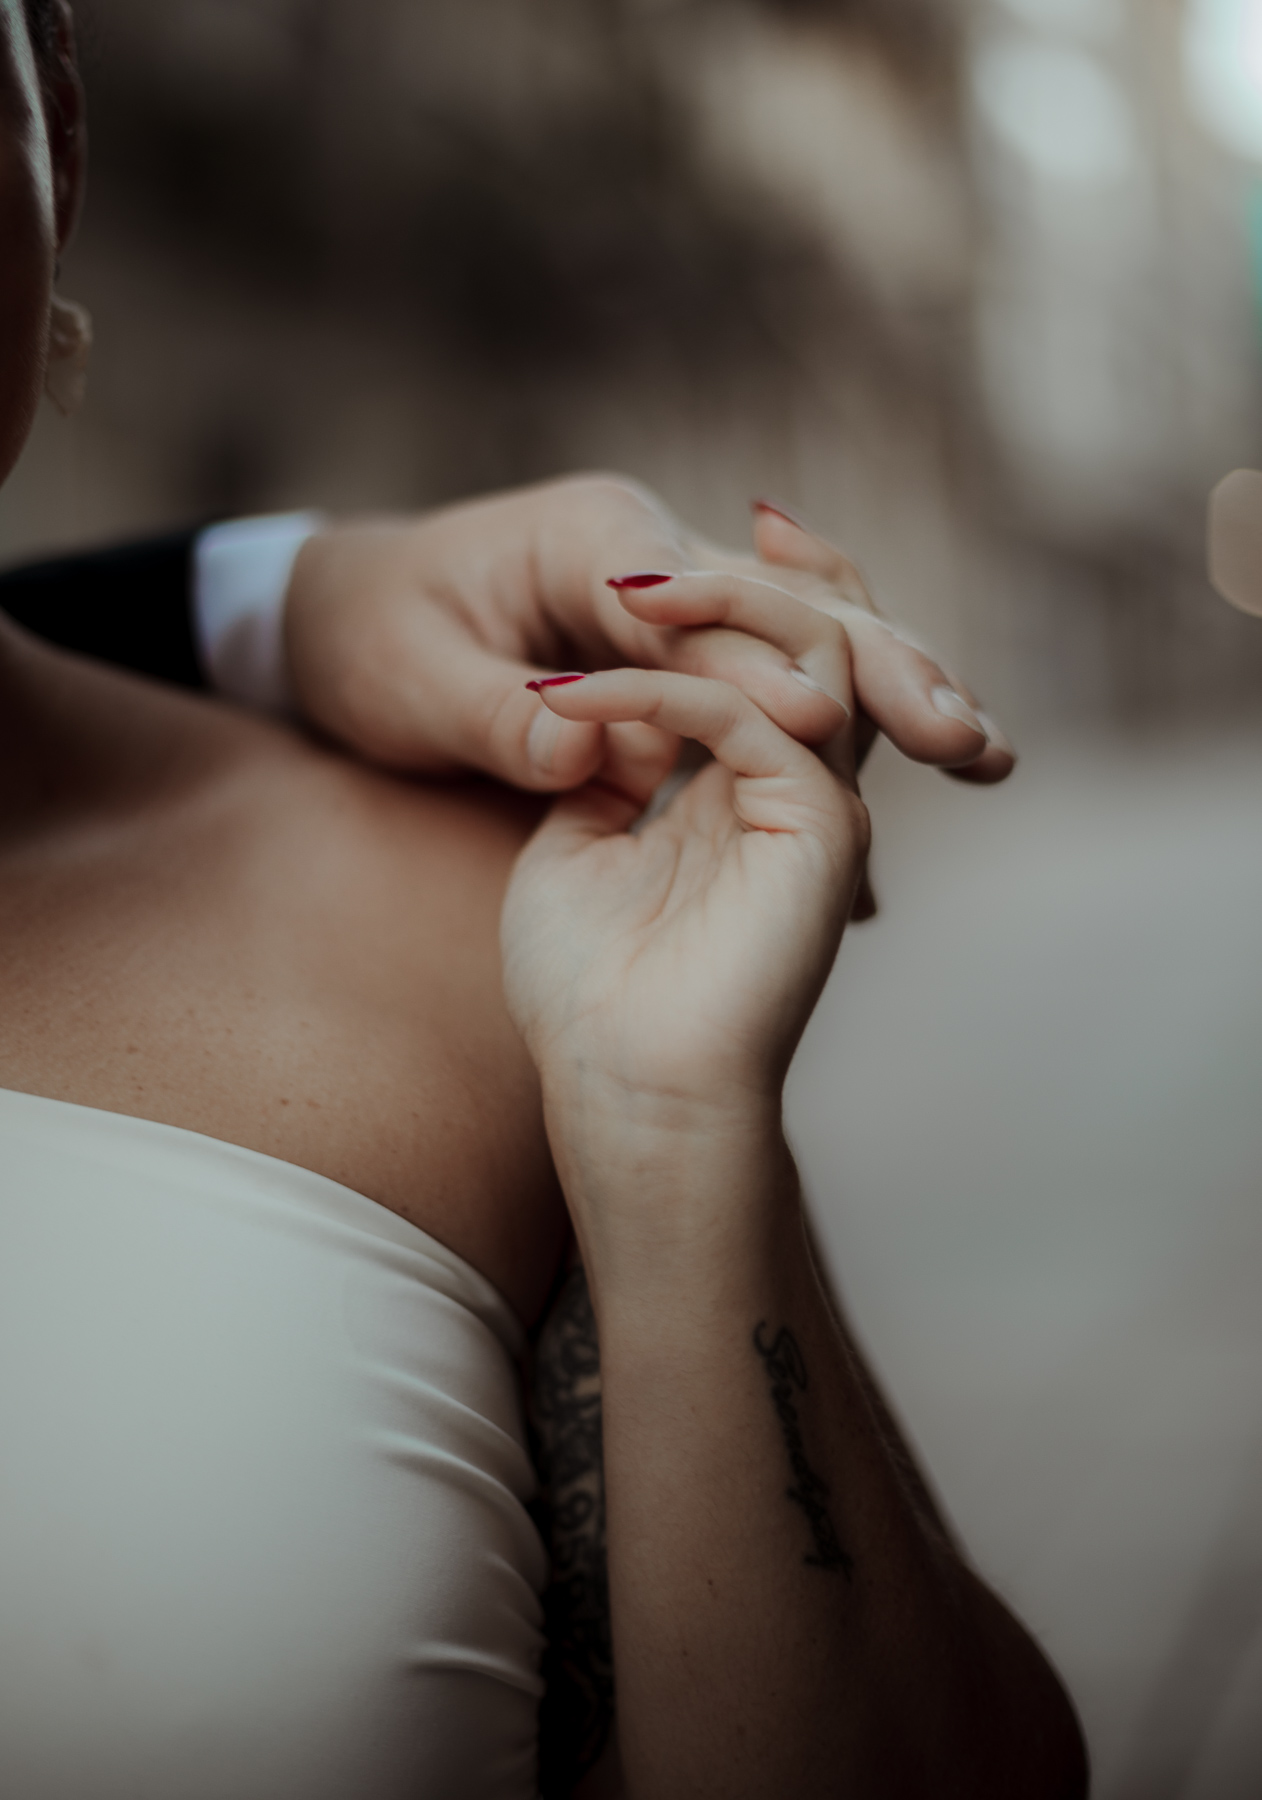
0,1088,545,1799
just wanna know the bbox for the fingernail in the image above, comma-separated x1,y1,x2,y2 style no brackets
931,685,986,736
525,672,587,692
607,573,673,590
753,498,813,533
527,704,562,773
790,664,851,717
976,710,1014,756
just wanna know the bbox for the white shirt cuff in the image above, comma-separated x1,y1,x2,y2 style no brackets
193,511,324,712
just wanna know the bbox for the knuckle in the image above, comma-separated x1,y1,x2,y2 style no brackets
557,470,662,521
643,693,667,727
832,553,872,606
835,552,864,587
801,584,855,628
808,604,851,653
717,682,749,733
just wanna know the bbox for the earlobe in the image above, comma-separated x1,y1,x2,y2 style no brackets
44,293,92,416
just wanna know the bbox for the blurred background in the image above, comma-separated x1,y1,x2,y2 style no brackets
4,0,1262,1791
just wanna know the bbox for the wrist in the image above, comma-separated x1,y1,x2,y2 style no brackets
538,1052,785,1140
540,1069,786,1199
539,1080,802,1300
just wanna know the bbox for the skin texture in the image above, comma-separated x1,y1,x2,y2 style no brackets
0,8,1086,1794
505,671,1088,1799
285,479,1017,926
0,623,567,1321
286,476,1016,798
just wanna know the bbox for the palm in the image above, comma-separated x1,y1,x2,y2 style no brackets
503,757,860,1108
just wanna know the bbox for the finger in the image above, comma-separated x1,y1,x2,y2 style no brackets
407,612,609,790
543,478,1012,779
835,611,1010,773
593,719,683,809
749,505,1017,780
942,710,1017,785
611,567,1004,775
751,500,872,603
528,669,850,840
461,646,679,797
608,568,852,744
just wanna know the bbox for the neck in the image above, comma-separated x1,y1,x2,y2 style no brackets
0,613,231,836
0,611,47,748
0,614,115,822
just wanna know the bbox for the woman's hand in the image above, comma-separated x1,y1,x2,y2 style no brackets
506,669,1088,1800
501,665,868,1165
283,475,1011,793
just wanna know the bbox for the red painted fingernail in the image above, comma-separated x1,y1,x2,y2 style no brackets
607,572,673,590
752,498,812,532
525,673,587,692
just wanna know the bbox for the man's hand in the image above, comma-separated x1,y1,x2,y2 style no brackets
283,475,1014,796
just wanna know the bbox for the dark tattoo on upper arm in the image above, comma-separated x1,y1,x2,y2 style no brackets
753,1321,854,1578
527,1262,615,1796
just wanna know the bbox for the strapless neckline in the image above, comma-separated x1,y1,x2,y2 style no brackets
0,1082,522,1354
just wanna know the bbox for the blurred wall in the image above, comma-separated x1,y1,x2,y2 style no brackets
5,5,1262,1791
4,0,1262,731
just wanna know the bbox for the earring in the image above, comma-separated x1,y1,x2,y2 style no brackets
45,294,93,417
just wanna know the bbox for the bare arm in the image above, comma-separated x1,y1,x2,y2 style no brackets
529,1154,1085,1799
505,663,1086,1799
526,1220,956,1794
528,1224,987,1800
576,1130,1084,1799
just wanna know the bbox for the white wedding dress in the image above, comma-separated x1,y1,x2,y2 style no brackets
0,1088,545,1799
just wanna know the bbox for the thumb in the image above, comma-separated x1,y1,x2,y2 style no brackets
407,616,609,789
436,620,685,796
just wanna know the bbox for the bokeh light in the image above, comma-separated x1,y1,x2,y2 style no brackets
1185,0,1262,162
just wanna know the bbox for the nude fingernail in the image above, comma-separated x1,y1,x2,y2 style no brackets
976,710,1014,755
525,672,587,692
790,665,851,717
931,685,986,736
527,704,562,773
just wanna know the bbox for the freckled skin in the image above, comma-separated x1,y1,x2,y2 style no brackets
0,20,1091,1794
0,630,568,1324
0,5,567,1322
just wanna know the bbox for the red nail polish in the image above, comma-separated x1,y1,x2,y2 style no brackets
526,673,587,692
607,573,673,590
752,498,812,532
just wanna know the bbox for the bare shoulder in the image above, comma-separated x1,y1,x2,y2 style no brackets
0,656,565,1322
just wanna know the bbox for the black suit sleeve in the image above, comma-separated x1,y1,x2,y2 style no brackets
0,529,207,689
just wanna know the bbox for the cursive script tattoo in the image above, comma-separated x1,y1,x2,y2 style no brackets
753,1321,853,1578
527,1262,614,1795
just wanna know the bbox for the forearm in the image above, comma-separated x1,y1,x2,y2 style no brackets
559,1117,1085,1800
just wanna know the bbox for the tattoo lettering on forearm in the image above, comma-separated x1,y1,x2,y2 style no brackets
527,1262,614,1795
753,1321,853,1578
